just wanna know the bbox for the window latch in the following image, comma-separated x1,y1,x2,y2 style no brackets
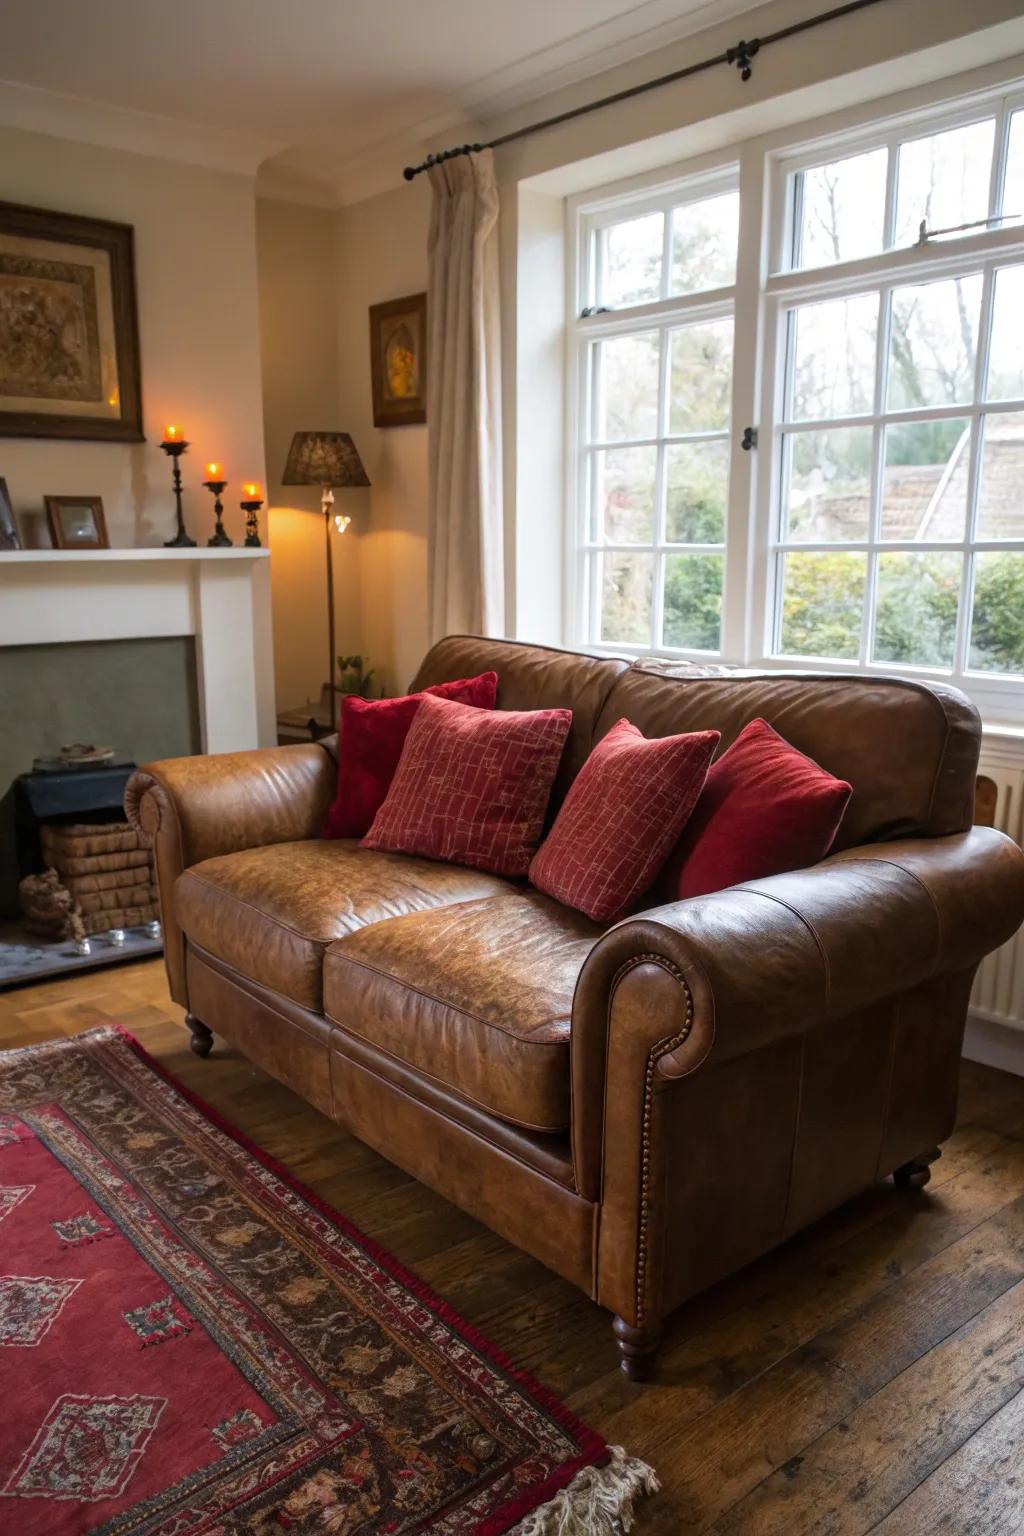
741,426,758,451
580,305,613,318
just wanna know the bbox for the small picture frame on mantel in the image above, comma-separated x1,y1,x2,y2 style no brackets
0,477,19,549
45,494,109,550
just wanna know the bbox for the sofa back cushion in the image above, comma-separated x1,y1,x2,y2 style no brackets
409,636,628,810
593,661,980,852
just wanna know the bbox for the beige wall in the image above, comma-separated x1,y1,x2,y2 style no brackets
0,125,266,552
335,179,431,695
257,184,430,707
256,196,363,711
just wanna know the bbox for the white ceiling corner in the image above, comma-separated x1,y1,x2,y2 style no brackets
0,76,283,178
0,0,769,207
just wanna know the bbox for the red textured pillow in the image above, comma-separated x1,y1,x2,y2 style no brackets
675,717,852,899
362,692,572,876
322,671,498,839
529,718,720,922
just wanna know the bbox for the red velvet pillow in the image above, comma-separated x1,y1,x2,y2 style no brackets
322,671,498,839
362,692,572,876
675,717,852,899
529,718,720,922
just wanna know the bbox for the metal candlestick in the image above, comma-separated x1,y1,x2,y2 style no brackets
241,497,263,548
203,479,232,546
161,440,197,547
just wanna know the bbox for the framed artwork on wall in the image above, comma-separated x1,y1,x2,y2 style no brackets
45,495,109,550
0,201,144,442
369,292,427,427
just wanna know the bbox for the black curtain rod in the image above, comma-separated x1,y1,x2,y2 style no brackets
404,0,890,181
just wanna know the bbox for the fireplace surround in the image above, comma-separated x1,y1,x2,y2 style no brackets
0,547,275,928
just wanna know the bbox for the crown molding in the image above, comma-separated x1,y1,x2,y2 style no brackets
0,77,283,178
451,0,764,122
259,0,767,209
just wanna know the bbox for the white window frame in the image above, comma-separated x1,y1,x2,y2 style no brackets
566,157,753,660
565,67,1024,723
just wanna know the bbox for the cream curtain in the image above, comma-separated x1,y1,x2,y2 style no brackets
426,149,504,639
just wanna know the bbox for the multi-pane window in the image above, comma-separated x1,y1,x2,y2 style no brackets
770,106,1024,678
569,79,1024,712
574,175,739,653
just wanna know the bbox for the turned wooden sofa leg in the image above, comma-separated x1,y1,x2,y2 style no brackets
613,1316,662,1381
892,1146,941,1190
186,1015,213,1058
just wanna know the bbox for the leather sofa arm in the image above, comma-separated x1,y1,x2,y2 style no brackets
570,828,1024,1193
125,744,336,1005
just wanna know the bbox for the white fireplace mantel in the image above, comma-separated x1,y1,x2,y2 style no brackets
0,548,275,753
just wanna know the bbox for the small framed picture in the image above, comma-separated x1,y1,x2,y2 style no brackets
0,477,19,550
369,292,427,427
45,495,108,550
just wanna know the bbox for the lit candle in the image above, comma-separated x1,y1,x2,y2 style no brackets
243,481,263,501
205,462,223,480
162,423,183,443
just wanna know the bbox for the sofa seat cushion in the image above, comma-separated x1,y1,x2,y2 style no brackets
175,840,512,1011
322,893,603,1133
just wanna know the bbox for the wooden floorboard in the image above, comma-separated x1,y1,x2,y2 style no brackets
3,957,1024,1534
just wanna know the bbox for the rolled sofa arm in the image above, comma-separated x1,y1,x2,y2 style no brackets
125,744,336,1005
570,827,1024,1194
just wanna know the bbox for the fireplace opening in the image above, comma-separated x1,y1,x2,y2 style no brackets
1,636,200,986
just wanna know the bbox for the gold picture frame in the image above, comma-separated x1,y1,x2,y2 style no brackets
369,292,427,427
0,201,143,442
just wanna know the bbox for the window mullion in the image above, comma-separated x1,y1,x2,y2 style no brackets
725,143,767,664
592,227,604,313
756,299,787,660
990,95,1011,218
862,288,891,665
652,327,671,650
956,262,999,674
882,136,899,250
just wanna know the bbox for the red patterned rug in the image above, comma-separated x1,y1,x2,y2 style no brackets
0,1027,656,1534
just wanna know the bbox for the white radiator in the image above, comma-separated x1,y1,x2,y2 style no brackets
965,732,1024,1074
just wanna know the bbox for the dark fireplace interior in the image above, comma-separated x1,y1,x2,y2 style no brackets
1,636,201,982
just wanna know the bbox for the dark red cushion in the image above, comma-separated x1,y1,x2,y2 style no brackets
675,717,852,899
529,718,720,922
322,672,498,839
362,693,572,876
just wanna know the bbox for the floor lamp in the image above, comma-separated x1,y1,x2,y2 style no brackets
281,431,370,732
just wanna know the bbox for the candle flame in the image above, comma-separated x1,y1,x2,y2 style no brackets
206,463,222,479
164,423,180,440
244,482,262,499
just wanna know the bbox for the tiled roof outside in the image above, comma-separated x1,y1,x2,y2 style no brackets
792,417,1024,543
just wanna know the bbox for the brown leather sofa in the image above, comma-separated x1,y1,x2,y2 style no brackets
126,636,1024,1378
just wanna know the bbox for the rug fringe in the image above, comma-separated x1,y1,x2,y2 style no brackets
509,1446,660,1535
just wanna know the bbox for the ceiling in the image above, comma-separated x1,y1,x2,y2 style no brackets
0,0,765,203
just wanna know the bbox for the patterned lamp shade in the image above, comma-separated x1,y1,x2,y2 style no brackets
281,431,370,488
